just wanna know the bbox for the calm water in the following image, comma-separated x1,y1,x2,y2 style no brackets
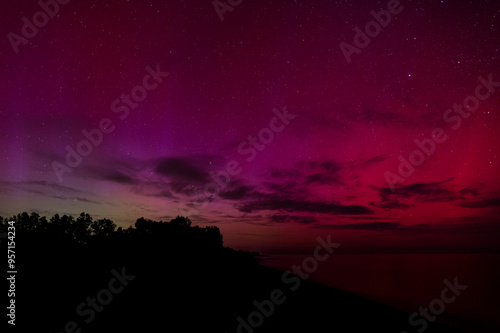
259,254,500,332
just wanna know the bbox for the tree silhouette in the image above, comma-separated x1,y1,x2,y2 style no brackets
91,218,117,237
73,212,92,242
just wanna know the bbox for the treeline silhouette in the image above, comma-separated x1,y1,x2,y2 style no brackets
2,212,461,333
1,211,258,260
2,211,262,332
2,212,224,249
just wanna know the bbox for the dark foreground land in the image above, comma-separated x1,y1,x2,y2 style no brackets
3,213,463,332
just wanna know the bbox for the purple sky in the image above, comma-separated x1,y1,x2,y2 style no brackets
1,0,499,253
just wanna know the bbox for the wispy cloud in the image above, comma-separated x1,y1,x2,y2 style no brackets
313,222,401,231
238,196,373,215
456,198,500,209
373,178,476,207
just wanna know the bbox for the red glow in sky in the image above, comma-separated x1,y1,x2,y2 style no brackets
1,0,499,253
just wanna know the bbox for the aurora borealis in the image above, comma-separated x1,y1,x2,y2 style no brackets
1,0,499,253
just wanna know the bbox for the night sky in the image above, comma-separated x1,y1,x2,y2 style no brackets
1,0,499,253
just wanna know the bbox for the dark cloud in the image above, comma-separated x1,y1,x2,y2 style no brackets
99,171,137,185
305,173,342,185
348,108,411,126
154,157,209,183
0,180,83,194
225,159,380,218
267,159,343,181
263,180,300,194
313,222,401,231
263,159,347,195
313,220,500,234
76,197,101,204
456,198,500,208
372,180,496,212
78,164,138,185
238,196,373,215
73,155,222,199
130,181,177,199
219,185,255,200
356,155,387,169
270,214,318,224
375,178,463,204
370,200,412,210
0,180,102,205
266,167,302,181
318,160,342,173
459,186,480,196
338,216,388,220
397,221,500,234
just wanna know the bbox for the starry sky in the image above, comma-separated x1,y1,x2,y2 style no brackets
1,0,499,253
